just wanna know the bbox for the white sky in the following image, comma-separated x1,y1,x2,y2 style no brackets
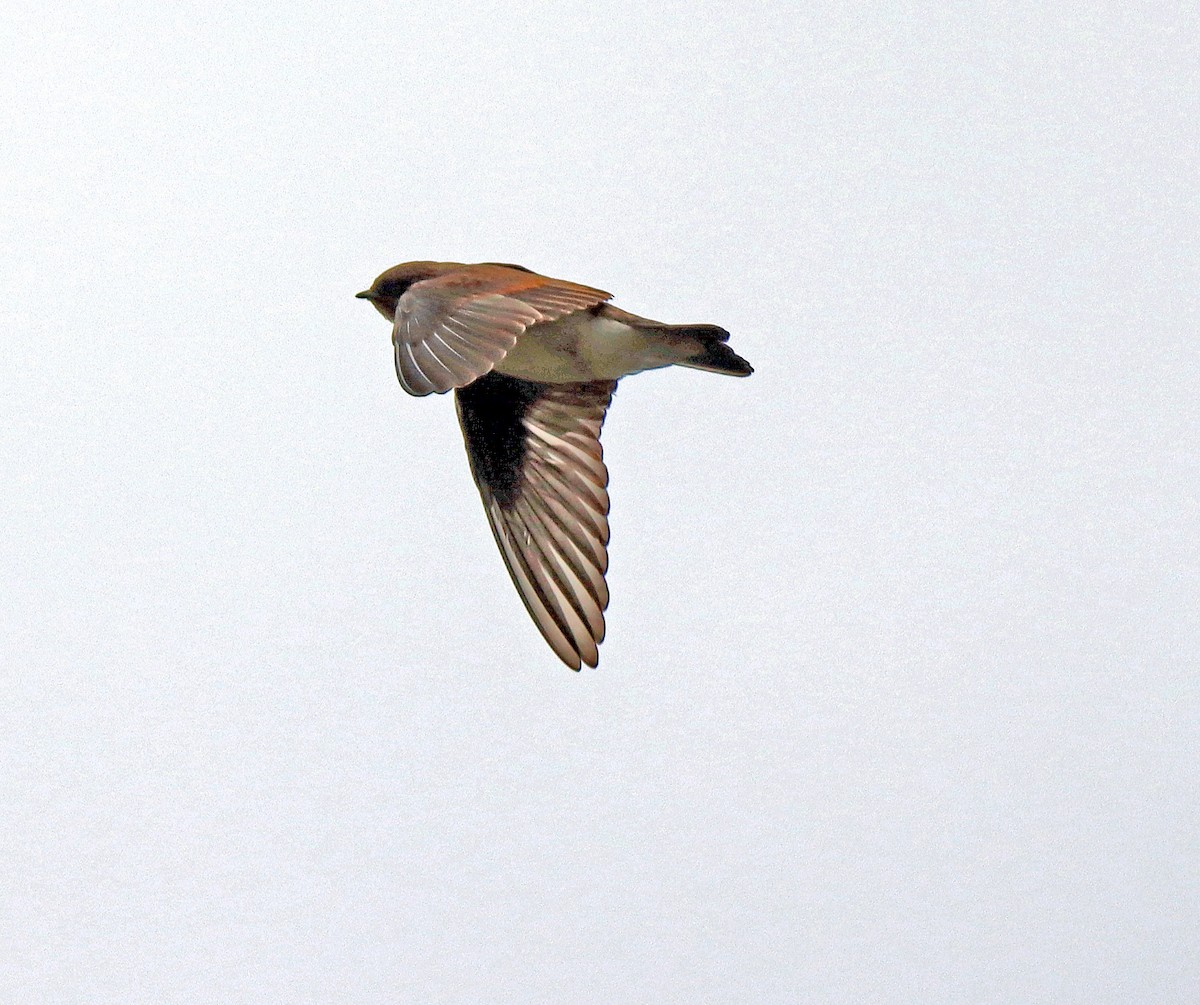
2,3,1197,1002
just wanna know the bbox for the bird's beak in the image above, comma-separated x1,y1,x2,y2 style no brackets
355,290,376,300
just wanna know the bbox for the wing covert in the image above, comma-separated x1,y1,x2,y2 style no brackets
393,266,611,396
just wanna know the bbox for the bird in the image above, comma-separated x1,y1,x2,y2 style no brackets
357,261,752,670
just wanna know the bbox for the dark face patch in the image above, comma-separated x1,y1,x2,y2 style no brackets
455,372,546,508
376,277,416,300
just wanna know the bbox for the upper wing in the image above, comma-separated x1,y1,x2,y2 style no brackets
394,265,611,396
455,371,616,670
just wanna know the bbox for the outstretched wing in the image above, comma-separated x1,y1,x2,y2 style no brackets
455,372,616,669
394,265,611,396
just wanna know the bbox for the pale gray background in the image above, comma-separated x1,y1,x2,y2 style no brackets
2,2,1196,1002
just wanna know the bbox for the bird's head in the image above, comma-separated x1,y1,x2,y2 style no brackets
355,261,457,320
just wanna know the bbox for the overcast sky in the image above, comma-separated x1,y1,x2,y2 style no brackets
2,3,1197,1002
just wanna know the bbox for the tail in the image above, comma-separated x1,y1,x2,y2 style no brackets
593,305,754,377
664,324,754,377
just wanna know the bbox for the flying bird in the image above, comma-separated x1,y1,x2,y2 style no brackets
357,261,752,670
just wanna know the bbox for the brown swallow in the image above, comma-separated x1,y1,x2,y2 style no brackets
357,261,752,670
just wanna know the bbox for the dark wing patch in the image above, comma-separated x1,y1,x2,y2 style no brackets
452,371,543,506
456,372,616,670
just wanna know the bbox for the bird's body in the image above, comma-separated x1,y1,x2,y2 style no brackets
495,307,669,383
357,261,752,670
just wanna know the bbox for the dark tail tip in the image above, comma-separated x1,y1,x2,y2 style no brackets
654,323,753,377
687,339,754,377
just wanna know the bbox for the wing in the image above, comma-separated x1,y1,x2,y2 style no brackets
455,372,616,670
394,265,612,396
